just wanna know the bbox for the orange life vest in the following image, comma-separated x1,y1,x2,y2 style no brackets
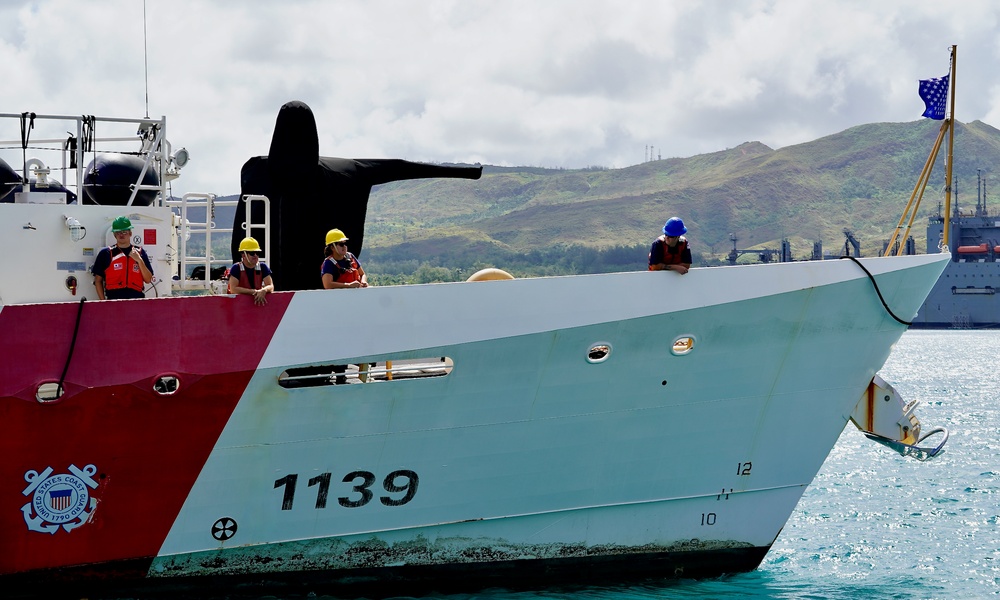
325,255,361,284
103,247,146,293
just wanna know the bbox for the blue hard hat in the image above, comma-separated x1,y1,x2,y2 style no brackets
663,217,687,236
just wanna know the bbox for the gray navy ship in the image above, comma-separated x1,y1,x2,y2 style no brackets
913,185,1000,328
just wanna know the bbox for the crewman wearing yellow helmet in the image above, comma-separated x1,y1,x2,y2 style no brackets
321,229,368,289
228,237,275,305
321,229,370,384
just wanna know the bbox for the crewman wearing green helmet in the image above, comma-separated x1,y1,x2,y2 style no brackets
91,216,154,299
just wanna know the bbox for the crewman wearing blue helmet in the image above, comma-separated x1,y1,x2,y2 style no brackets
648,217,692,274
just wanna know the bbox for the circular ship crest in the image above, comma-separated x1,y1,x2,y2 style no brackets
21,464,99,534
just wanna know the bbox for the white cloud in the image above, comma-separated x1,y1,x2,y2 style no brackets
1,0,998,196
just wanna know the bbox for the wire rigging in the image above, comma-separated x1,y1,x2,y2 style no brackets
839,256,912,326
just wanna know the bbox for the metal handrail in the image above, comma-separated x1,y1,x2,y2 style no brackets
166,193,271,293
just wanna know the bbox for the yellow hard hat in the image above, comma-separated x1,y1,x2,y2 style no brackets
238,237,262,252
325,229,348,245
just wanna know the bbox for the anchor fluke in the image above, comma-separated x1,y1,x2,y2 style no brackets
850,374,948,461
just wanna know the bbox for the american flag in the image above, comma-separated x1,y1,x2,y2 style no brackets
918,74,949,120
48,488,72,511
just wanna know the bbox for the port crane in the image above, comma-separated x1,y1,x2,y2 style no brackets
727,234,792,265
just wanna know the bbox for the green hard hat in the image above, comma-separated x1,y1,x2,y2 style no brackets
112,216,132,232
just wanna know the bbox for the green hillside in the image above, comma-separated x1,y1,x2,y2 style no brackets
361,119,1000,282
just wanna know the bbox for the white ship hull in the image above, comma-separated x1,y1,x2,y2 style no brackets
0,231,949,597
144,255,946,581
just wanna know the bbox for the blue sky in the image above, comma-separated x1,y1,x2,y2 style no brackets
1,0,998,196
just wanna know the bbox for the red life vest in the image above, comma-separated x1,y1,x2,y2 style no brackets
227,264,260,294
649,236,688,270
324,255,361,284
103,246,146,293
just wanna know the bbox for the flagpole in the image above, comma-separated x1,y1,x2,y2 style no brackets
885,53,956,257
943,45,957,248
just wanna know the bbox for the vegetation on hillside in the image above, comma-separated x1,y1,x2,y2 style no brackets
360,119,1000,282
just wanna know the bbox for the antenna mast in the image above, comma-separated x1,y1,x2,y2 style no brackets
143,0,150,118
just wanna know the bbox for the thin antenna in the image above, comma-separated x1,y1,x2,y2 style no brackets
143,0,149,118
977,169,982,215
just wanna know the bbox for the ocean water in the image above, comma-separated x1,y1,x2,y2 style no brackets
350,330,1000,600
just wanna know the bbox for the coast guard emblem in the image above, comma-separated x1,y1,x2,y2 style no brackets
21,464,99,534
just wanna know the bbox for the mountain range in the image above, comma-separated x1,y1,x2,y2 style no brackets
364,119,1000,265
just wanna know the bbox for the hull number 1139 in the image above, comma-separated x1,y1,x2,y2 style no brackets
274,469,419,510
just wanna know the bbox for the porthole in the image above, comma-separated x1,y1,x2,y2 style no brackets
587,343,612,364
154,375,180,396
36,382,64,403
671,336,695,356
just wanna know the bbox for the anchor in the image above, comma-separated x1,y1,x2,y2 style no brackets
849,374,948,461
61,498,98,533
21,503,58,534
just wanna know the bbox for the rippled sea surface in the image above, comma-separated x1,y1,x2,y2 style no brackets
173,330,1000,600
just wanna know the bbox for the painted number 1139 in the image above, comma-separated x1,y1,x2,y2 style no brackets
273,469,419,510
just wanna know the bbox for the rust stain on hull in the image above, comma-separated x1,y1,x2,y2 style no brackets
5,538,769,598
152,535,755,577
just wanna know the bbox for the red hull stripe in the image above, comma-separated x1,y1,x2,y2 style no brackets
0,293,292,575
